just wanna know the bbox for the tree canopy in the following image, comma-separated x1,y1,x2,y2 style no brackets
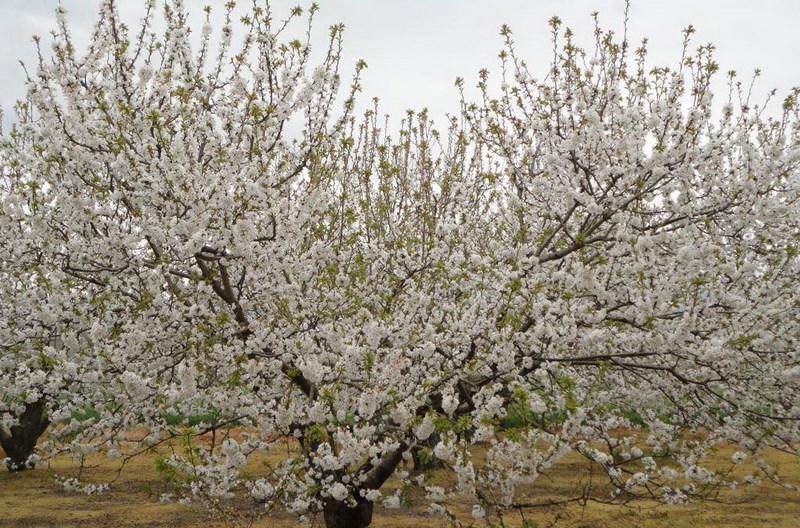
0,1,798,527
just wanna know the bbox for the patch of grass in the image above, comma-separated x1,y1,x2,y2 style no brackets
161,412,222,427
70,407,101,422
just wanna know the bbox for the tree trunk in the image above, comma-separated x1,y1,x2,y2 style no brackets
323,497,374,528
0,399,50,471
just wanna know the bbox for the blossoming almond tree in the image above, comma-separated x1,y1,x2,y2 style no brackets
451,14,800,518
1,108,108,471
0,165,54,470
1,1,798,527
2,0,364,487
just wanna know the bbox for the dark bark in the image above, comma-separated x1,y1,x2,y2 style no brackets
0,399,50,471
360,441,408,490
320,441,410,527
323,496,374,528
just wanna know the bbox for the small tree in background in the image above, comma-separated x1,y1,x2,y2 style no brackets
0,137,82,471
1,1,798,526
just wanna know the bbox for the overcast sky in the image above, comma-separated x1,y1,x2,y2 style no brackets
1,0,798,130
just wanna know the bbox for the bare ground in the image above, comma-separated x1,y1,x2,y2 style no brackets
1,436,798,527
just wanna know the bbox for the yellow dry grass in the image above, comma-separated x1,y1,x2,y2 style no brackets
1,436,798,527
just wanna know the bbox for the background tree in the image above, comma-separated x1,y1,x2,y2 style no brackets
0,130,92,471
0,182,53,471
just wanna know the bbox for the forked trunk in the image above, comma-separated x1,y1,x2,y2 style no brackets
0,399,50,471
323,497,374,528
321,440,407,527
